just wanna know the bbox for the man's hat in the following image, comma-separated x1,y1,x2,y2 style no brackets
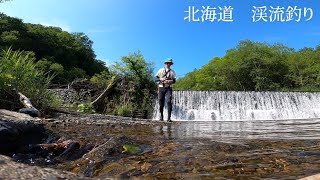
164,58,174,64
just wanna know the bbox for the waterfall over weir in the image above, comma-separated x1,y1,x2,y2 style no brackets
152,91,320,121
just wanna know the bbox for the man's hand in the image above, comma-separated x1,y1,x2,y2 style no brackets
160,77,166,82
164,80,173,85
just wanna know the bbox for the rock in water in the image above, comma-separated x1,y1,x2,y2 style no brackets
18,108,40,117
0,155,86,179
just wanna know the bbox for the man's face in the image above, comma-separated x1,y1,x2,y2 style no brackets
165,63,172,67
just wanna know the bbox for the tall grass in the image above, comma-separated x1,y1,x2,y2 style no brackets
0,48,59,112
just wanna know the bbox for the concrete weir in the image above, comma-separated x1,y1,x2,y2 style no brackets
153,91,320,121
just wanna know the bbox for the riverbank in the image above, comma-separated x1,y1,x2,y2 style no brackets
1,110,320,179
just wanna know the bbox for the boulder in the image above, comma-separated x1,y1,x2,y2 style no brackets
0,109,46,154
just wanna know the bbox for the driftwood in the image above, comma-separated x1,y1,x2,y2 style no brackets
38,140,78,154
91,76,120,109
17,92,40,117
18,92,35,109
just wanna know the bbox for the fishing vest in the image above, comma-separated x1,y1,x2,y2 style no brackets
156,68,176,87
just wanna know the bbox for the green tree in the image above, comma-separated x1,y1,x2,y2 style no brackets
174,69,197,90
112,51,156,90
287,48,319,89
109,51,157,117
175,40,296,91
50,63,64,75
90,70,112,87
35,58,52,73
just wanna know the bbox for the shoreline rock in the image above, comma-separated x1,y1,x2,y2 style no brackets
0,154,88,180
0,110,46,155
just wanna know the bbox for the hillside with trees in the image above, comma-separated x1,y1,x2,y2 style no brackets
0,13,107,84
174,40,320,92
0,13,157,117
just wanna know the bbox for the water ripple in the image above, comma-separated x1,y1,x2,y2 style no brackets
165,119,320,141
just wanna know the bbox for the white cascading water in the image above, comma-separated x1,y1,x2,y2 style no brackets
152,91,320,121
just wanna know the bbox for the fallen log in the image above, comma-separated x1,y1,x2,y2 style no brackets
91,76,120,109
18,92,36,109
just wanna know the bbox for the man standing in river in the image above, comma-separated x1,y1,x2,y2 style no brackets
155,58,177,122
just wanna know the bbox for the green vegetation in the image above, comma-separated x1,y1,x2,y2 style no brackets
116,105,133,117
0,13,156,117
90,70,112,88
0,48,59,112
174,40,320,92
0,13,107,84
92,51,157,118
77,103,95,113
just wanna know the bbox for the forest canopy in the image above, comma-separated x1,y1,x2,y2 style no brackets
0,13,107,83
174,40,320,92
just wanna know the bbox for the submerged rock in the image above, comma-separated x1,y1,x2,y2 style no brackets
0,155,87,180
66,135,145,177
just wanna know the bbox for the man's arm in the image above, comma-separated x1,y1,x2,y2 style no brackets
155,68,163,84
155,75,160,83
171,70,177,84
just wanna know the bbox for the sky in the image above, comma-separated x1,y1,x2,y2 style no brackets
1,0,320,78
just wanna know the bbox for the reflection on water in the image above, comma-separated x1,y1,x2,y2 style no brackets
157,119,320,141
158,125,173,139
